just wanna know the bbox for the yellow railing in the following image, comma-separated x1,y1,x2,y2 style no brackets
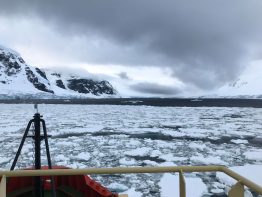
1,165,262,197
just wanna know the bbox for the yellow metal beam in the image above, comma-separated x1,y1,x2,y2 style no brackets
228,181,244,197
221,166,262,195
0,166,220,177
0,175,6,197
179,170,186,197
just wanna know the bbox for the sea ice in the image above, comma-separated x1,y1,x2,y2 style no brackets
75,152,91,161
119,158,137,166
244,149,262,161
124,147,152,157
231,139,249,144
1,104,262,196
190,155,227,165
0,157,11,165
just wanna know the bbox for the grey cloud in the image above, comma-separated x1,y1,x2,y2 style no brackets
1,0,262,89
118,72,130,80
130,82,181,96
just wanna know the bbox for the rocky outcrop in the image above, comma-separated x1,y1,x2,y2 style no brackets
67,79,116,95
56,79,66,89
25,67,54,94
35,67,48,80
0,51,22,76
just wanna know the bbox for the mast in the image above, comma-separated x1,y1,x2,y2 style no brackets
33,112,42,197
10,105,56,197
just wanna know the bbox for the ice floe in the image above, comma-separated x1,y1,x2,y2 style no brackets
244,149,262,161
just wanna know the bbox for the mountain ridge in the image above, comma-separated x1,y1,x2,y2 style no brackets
0,45,117,99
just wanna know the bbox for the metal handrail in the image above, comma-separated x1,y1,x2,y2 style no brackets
1,165,262,197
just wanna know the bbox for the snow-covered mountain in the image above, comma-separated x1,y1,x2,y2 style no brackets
207,62,262,98
0,45,117,98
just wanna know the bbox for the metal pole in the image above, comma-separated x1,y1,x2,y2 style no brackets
41,120,52,169
10,120,33,171
34,113,42,197
41,120,56,197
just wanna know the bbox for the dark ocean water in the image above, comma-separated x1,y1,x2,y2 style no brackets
1,98,262,107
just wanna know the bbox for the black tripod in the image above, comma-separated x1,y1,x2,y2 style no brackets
10,112,56,197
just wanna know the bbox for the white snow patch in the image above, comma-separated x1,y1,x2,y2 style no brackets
150,150,162,157
127,140,141,147
159,153,175,162
191,155,227,165
143,160,158,166
55,141,77,147
125,147,151,156
231,139,249,144
107,183,128,192
244,150,262,160
215,149,230,156
0,157,11,164
211,188,224,194
172,157,188,161
189,142,207,150
160,173,207,197
55,154,69,161
161,130,186,137
75,152,91,161
119,158,137,166
159,162,176,167
66,162,87,169
217,164,262,187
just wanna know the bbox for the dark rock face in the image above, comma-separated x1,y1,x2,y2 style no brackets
25,67,54,94
99,81,116,95
51,73,61,77
35,68,48,80
67,79,116,95
0,51,22,76
56,79,66,89
18,57,25,64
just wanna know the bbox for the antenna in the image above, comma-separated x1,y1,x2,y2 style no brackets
34,104,38,113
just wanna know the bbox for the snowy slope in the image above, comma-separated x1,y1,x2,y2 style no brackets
208,62,262,98
44,69,117,97
0,45,117,98
0,45,53,96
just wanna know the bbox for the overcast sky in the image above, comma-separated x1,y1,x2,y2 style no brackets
1,0,262,96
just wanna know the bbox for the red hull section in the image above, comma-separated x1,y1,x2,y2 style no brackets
6,166,118,197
